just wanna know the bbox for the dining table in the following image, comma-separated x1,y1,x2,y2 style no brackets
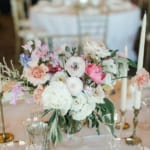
29,0,141,61
0,82,150,149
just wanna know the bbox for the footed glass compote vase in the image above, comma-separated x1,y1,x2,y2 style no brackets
102,113,125,150
62,119,82,147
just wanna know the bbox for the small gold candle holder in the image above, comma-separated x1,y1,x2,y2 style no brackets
0,92,14,143
125,108,142,145
115,110,130,130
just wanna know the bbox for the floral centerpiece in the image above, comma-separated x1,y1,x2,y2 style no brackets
0,40,136,145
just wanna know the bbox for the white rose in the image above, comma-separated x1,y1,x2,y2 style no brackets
51,71,68,83
71,93,87,112
66,77,83,96
65,56,85,77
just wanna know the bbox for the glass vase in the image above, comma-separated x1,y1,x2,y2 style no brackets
26,121,50,150
62,120,82,148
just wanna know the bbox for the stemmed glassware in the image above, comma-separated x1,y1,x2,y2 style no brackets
139,86,150,130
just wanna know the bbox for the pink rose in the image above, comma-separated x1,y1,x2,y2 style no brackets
85,64,105,84
24,64,49,86
134,68,150,89
33,85,44,104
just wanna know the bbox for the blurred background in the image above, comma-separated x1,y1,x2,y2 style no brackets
0,0,149,72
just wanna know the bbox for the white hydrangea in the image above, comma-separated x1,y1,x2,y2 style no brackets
41,81,73,115
72,102,95,121
65,56,85,77
66,77,83,96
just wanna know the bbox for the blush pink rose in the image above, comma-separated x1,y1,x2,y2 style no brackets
33,85,44,104
134,68,150,89
85,64,106,84
24,64,49,86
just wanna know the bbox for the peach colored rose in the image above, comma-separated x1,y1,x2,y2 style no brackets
23,64,49,86
85,64,105,84
33,85,44,104
134,68,150,89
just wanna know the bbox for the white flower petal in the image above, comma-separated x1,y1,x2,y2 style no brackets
65,56,85,77
66,77,83,96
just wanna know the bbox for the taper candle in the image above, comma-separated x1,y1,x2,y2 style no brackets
120,46,128,111
137,13,147,71
135,13,147,109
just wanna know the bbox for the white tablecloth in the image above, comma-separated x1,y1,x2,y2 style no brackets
0,101,150,149
30,2,141,60
1,84,150,149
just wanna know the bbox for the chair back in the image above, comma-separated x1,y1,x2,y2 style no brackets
77,12,108,44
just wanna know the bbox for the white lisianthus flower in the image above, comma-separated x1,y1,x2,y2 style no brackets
103,59,117,74
71,92,95,121
91,85,105,104
41,81,73,115
51,71,68,83
66,77,83,96
71,93,87,112
85,85,105,104
65,56,85,77
83,41,111,58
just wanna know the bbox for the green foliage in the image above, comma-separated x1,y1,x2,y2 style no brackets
87,98,115,136
47,110,63,145
110,50,119,57
128,58,137,68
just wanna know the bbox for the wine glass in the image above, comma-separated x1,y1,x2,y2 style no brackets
139,86,150,129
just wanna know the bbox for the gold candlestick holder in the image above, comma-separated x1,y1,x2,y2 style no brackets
0,92,14,143
115,110,130,130
125,107,142,145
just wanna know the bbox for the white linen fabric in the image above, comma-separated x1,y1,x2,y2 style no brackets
30,3,140,60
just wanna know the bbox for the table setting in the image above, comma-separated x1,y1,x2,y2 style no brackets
0,11,150,150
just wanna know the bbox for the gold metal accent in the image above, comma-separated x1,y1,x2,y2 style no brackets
115,122,130,130
115,110,130,130
0,92,14,143
125,135,142,145
0,133,14,143
125,108,142,145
